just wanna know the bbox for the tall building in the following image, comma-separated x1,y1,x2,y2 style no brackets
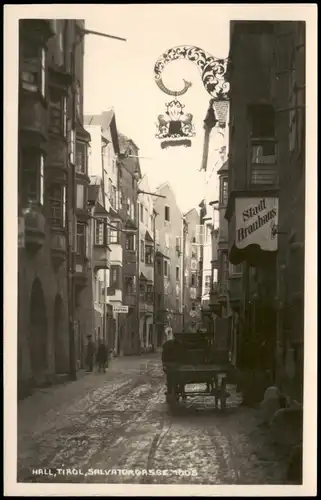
117,133,142,355
154,183,184,334
84,110,123,354
225,21,305,403
137,175,155,351
182,208,202,332
18,19,91,396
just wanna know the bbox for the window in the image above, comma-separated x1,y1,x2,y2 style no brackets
164,260,169,277
145,207,148,226
140,240,145,262
205,224,212,243
49,184,66,228
175,236,180,251
109,221,120,244
76,222,86,257
22,150,44,205
75,142,87,174
145,245,153,265
126,198,131,216
223,253,229,283
139,283,145,300
248,104,277,185
125,276,136,295
191,244,197,259
195,225,204,245
49,87,67,136
76,184,85,209
176,266,180,281
140,203,144,223
68,124,76,165
125,234,135,251
191,273,196,287
165,205,170,222
204,275,211,294
220,178,228,205
110,266,121,289
21,46,46,97
230,263,243,275
95,219,106,246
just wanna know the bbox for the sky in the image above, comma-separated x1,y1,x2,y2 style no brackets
83,5,230,213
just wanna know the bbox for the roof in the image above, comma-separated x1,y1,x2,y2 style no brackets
118,132,140,155
95,202,108,215
139,272,148,282
145,230,153,242
217,159,229,174
83,110,120,154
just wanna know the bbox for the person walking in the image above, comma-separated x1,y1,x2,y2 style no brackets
96,340,108,373
85,335,95,372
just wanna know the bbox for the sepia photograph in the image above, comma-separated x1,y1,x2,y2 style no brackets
4,4,317,497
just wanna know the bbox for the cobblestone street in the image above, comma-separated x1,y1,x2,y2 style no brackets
17,354,288,485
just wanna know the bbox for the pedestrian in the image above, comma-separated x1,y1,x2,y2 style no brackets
85,334,95,372
96,340,108,372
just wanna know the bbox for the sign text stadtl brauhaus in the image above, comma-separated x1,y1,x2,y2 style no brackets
235,197,279,252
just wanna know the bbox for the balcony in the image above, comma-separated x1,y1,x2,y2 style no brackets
250,164,278,186
50,229,67,268
123,293,136,307
19,98,47,144
249,139,278,187
46,138,68,179
74,259,89,290
24,206,46,253
93,246,110,271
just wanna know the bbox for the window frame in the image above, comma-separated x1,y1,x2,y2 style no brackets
75,141,87,174
94,219,107,246
109,221,120,244
145,244,153,265
125,233,135,251
22,150,45,206
140,240,145,263
76,221,86,258
76,183,85,210
20,45,47,98
49,183,66,228
164,205,170,222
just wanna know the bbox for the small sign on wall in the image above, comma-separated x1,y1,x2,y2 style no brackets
235,197,279,252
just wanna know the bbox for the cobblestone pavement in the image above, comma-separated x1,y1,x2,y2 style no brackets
18,354,287,485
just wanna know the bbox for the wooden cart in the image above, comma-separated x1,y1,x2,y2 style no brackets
162,332,234,410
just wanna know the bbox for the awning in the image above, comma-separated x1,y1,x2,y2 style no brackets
227,194,279,266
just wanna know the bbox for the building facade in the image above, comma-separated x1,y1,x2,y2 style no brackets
154,183,184,335
18,19,91,396
225,21,305,403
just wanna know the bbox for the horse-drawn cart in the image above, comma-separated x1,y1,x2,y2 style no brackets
162,331,235,410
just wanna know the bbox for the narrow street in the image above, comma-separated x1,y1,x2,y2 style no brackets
18,354,287,485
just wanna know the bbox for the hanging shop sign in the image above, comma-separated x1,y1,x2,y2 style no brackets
235,197,279,252
113,305,129,314
154,45,229,149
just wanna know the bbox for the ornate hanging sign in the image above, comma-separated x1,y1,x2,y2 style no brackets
154,45,229,149
156,98,196,149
